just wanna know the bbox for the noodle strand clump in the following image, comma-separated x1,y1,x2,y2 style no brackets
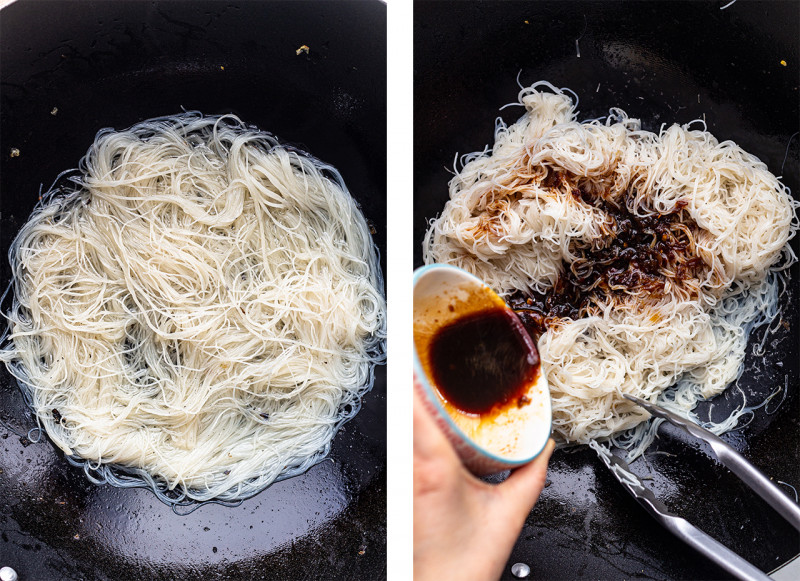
1,113,386,503
424,82,797,455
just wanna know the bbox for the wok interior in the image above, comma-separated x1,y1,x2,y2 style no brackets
0,1,387,579
414,1,798,579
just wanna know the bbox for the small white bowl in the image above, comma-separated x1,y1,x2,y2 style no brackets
413,263,552,475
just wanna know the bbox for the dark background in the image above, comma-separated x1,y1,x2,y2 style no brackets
0,1,387,579
415,1,799,579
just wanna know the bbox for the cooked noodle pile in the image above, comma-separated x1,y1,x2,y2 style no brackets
0,113,386,503
424,82,797,455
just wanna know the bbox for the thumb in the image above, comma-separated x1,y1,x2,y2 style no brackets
496,438,555,516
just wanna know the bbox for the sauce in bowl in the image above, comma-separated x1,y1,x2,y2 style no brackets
428,307,540,415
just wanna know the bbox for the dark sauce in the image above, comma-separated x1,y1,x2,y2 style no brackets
511,176,706,336
428,307,540,415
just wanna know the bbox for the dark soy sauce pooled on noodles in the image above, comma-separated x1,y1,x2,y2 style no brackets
428,306,540,415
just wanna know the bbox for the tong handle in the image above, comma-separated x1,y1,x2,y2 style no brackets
624,394,800,531
600,449,772,581
658,513,772,581
710,437,800,531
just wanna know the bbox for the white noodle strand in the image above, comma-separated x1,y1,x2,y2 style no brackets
1,113,386,504
424,85,797,455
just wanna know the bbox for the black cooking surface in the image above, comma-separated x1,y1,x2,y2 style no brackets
0,1,386,579
415,1,799,579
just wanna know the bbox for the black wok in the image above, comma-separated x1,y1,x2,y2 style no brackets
414,1,799,579
0,1,386,579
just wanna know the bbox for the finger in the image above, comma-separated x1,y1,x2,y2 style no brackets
497,438,556,515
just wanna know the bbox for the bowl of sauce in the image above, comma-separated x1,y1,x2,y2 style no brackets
413,263,552,475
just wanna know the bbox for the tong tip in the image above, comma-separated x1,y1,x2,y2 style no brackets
623,393,662,416
623,393,716,442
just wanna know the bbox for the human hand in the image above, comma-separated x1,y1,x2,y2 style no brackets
413,387,556,581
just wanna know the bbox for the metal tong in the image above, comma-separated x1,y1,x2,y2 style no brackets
594,395,800,581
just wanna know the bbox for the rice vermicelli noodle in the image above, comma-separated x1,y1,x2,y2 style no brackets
424,82,797,456
0,113,386,504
